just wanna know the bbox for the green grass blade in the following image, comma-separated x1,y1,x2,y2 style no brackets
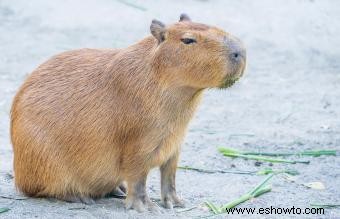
310,203,340,208
221,175,274,211
176,206,197,213
256,168,274,175
218,147,241,154
221,193,252,211
221,147,336,157
179,166,299,177
178,166,216,173
249,174,275,196
0,208,10,214
240,154,309,164
205,201,221,214
299,150,336,157
282,169,300,175
252,185,272,197
218,148,310,164
218,170,254,175
178,166,255,175
207,175,276,216
244,152,295,156
256,168,299,176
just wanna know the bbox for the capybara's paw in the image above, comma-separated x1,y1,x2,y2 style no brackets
79,197,96,205
145,199,161,213
162,193,185,209
62,196,96,205
126,196,160,213
126,198,146,212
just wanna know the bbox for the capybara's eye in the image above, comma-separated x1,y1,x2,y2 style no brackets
181,38,196,44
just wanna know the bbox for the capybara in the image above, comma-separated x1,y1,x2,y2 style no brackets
10,14,246,212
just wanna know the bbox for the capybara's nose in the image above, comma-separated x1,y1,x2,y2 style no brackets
225,37,246,63
229,43,246,63
230,48,246,63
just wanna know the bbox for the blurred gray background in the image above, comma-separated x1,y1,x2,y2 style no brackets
0,0,340,218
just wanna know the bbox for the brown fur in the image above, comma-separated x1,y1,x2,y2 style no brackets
10,15,246,211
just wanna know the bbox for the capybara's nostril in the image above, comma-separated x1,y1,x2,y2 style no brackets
230,49,246,63
225,36,246,63
232,52,239,59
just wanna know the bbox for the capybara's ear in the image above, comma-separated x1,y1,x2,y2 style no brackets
150,19,166,43
179,13,191,22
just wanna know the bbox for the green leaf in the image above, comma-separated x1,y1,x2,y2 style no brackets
0,207,10,214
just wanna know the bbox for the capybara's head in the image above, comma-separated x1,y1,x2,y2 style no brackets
151,14,246,89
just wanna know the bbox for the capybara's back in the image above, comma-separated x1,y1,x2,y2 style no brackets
11,48,124,201
11,14,246,211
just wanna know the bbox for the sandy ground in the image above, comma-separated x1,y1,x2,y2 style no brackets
1,0,340,218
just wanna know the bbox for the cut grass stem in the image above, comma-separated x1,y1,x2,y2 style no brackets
244,150,336,157
178,166,299,176
178,166,253,175
0,208,10,214
310,203,340,208
218,147,311,164
205,174,276,215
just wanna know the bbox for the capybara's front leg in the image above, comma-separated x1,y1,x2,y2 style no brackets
125,173,159,212
160,153,185,209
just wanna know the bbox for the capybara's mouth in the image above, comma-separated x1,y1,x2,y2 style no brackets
219,62,246,89
219,77,239,89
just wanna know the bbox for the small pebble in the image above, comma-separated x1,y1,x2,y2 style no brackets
254,161,262,166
